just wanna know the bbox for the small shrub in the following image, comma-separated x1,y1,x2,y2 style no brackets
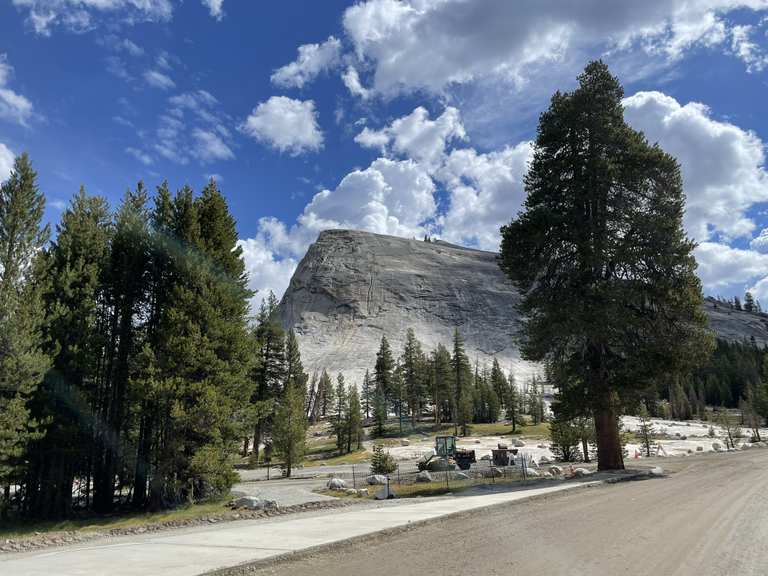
369,444,396,475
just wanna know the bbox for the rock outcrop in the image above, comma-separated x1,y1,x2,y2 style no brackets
279,229,768,388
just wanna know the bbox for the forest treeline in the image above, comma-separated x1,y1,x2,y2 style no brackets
0,154,314,520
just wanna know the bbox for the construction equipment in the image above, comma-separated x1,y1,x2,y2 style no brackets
419,435,476,471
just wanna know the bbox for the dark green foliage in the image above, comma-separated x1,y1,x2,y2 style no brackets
0,154,50,515
346,386,363,451
374,335,395,400
430,344,453,425
451,329,473,436
333,373,348,452
499,61,712,470
4,164,257,518
361,369,373,420
401,328,426,427
369,444,396,475
272,381,307,478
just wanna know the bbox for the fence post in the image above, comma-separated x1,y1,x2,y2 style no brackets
267,464,270,481
491,458,495,484
397,465,401,486
352,465,356,489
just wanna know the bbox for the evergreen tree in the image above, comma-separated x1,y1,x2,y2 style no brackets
284,330,306,394
490,359,508,411
25,187,111,518
744,292,755,313
549,409,582,462
318,369,333,417
346,386,363,452
361,369,373,420
430,344,453,425
451,329,473,436
499,61,712,470
369,444,396,475
401,328,426,427
637,403,655,457
0,154,50,516
272,381,307,477
505,373,519,431
147,181,251,506
250,292,285,464
93,184,151,513
333,373,348,452
374,335,395,400
372,381,388,436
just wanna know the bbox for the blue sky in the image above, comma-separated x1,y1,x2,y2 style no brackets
2,1,768,308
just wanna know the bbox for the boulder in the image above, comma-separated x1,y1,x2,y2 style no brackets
712,442,723,452
696,446,704,452
649,467,664,477
400,439,410,446
572,468,592,478
427,459,456,472
513,439,526,448
548,465,564,476
357,488,369,496
345,488,359,496
375,486,396,500
524,469,540,477
416,471,433,483
231,496,278,511
326,477,347,490
367,474,388,485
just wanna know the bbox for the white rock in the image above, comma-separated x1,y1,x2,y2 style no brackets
400,439,410,446
367,474,388,486
375,486,396,500
524,469,540,477
649,467,664,477
344,488,358,495
415,471,433,483
513,439,526,448
572,468,592,478
548,465,563,476
357,488,369,496
327,477,346,490
712,442,723,452
231,496,278,511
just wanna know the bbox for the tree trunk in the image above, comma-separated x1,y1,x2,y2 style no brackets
582,437,590,463
594,405,624,470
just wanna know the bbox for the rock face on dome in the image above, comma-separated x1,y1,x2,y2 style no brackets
278,229,768,387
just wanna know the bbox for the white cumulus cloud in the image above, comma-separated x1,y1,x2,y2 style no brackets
341,0,768,96
271,36,342,89
143,69,175,90
0,142,14,182
0,54,34,126
623,91,768,243
240,96,324,155
354,106,466,169
201,0,224,20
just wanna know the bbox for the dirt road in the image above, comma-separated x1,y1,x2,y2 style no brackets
245,449,768,576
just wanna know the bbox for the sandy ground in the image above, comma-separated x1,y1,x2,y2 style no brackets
383,416,768,465
245,449,768,576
